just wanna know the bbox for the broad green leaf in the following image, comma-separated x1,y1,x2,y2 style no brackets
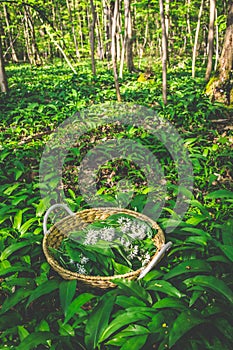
153,297,187,310
3,183,20,195
205,189,233,200
0,241,31,261
217,244,233,262
186,215,208,226
0,288,32,314
116,295,146,308
99,310,151,343
106,325,149,346
85,291,116,349
64,292,94,324
19,218,38,235
164,259,212,280
120,335,148,350
59,322,75,337
221,219,233,246
146,280,183,298
189,290,203,307
214,318,233,341
184,275,233,303
36,197,50,217
36,320,50,332
113,278,152,304
18,325,30,342
26,279,60,307
16,331,53,350
0,265,33,276
169,310,205,348
59,280,77,316
13,210,23,230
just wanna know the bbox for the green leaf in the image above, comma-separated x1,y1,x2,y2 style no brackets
18,325,30,342
85,291,116,349
120,335,148,350
36,197,50,217
0,288,32,314
217,244,233,262
113,278,152,304
153,297,187,310
214,318,233,341
64,292,94,324
16,331,53,350
205,189,233,200
184,275,233,303
59,322,75,337
146,280,183,298
221,219,233,246
13,210,23,230
0,241,31,261
106,325,149,347
19,218,38,235
26,279,60,307
0,265,32,276
164,259,212,280
99,310,151,343
59,280,77,316
116,295,147,308
186,215,208,225
3,183,20,195
169,310,205,348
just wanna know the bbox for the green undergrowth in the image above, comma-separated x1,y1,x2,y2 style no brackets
0,61,232,349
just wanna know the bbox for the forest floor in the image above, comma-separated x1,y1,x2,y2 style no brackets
0,61,233,350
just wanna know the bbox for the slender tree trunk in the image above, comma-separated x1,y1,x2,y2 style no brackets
0,38,8,93
159,0,168,105
214,8,219,71
66,0,80,59
111,0,121,102
187,0,193,46
205,0,216,81
125,0,134,72
3,4,18,62
103,0,111,61
192,0,204,78
96,9,104,60
206,1,233,105
89,0,96,75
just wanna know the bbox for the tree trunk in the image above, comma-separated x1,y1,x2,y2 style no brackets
0,38,8,93
89,0,96,75
125,0,134,72
3,4,18,63
206,0,233,105
111,0,121,102
205,0,216,81
192,0,204,78
66,0,80,59
186,0,193,47
159,0,168,105
214,8,219,71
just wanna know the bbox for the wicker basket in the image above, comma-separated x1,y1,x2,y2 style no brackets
42,204,172,289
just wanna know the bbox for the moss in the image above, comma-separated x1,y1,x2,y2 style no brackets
205,76,218,96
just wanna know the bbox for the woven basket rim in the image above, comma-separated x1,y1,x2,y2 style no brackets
42,207,165,285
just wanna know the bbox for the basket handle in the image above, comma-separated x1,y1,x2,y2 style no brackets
138,241,173,280
43,203,74,235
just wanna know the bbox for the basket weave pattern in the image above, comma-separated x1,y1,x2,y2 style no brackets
42,207,165,289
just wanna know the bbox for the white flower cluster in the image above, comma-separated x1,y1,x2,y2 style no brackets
117,217,148,240
83,226,116,245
